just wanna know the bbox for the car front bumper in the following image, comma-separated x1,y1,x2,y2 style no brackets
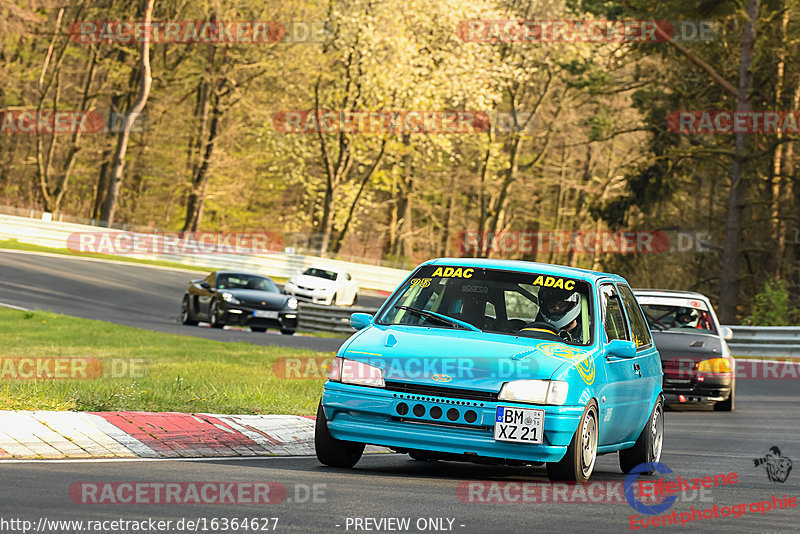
219,305,298,330
662,373,732,404
321,381,585,463
284,286,333,304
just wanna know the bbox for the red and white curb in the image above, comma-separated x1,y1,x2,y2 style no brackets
0,411,320,459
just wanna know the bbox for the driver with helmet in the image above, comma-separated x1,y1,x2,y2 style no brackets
535,286,584,343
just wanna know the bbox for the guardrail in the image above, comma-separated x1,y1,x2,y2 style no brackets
0,213,411,292
298,302,381,334
725,325,800,358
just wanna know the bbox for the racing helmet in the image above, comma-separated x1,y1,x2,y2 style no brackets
538,286,581,330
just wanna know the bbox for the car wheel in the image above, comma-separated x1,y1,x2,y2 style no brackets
546,402,598,482
280,329,295,335
714,380,735,412
209,302,224,329
332,292,338,306
251,327,267,333
180,296,198,326
619,396,664,474
352,293,358,306
314,402,364,468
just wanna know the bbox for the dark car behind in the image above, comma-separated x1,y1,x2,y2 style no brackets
181,270,299,335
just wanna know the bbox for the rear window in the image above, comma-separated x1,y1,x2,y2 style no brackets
636,295,717,334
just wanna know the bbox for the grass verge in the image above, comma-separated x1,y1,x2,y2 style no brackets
0,308,330,414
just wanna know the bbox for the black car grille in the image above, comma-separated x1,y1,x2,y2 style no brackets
384,381,498,402
237,298,280,309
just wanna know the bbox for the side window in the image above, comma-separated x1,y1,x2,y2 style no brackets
601,284,629,341
504,290,538,322
617,284,653,349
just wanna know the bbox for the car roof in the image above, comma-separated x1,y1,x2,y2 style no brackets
420,258,627,283
633,288,710,301
214,270,274,279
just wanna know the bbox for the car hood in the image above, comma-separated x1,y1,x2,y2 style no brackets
291,275,337,290
224,289,287,308
340,325,595,393
651,330,724,363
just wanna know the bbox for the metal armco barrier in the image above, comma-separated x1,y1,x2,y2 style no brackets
0,213,411,292
725,325,800,358
297,302,381,334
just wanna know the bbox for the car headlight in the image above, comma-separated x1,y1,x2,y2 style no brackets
287,298,298,309
498,380,568,406
697,358,731,374
221,292,240,304
327,356,384,388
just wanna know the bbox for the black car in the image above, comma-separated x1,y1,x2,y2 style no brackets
180,271,298,335
634,289,735,411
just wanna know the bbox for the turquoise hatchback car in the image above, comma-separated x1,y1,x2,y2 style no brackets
315,259,664,481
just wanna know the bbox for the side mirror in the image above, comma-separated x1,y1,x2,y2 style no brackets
607,339,637,358
200,281,212,290
721,326,734,340
350,313,373,331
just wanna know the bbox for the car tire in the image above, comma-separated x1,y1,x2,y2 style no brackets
352,293,358,306
251,327,267,333
209,302,224,329
280,329,295,335
180,296,198,326
315,402,364,468
546,401,598,482
332,292,338,306
714,380,735,412
619,396,664,474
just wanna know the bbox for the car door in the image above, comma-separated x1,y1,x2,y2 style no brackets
196,273,216,317
616,283,660,433
597,282,642,445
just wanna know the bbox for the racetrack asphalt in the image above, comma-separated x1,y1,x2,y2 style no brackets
0,249,387,352
1,378,798,533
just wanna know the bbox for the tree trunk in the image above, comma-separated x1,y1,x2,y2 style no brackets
100,0,154,227
718,0,759,323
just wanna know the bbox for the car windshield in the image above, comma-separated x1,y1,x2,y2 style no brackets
376,265,593,345
216,274,278,293
304,268,338,281
636,296,717,334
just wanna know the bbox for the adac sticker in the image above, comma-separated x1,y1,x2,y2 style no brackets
537,343,595,385
431,267,474,278
531,275,575,290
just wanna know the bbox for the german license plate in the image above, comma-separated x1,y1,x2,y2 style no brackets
253,310,278,319
494,406,544,444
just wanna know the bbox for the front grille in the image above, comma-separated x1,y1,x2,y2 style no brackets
384,381,498,402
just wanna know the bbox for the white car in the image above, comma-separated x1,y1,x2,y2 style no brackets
283,267,359,306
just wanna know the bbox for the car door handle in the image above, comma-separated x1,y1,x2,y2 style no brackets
633,363,642,377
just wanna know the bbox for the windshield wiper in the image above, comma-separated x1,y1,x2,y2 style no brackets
394,305,481,332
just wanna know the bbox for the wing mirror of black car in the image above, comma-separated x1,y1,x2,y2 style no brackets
200,281,212,290
350,313,373,331
607,339,637,358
